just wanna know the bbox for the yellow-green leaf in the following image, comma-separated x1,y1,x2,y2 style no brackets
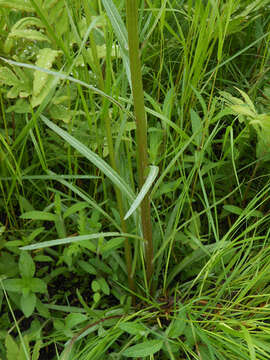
230,104,256,118
32,48,61,97
0,0,34,11
235,87,256,113
5,334,19,360
0,67,19,86
9,29,49,42
31,75,57,107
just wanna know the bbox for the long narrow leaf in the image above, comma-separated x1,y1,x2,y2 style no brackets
41,115,135,201
101,0,131,85
102,0,128,50
20,232,141,250
124,165,159,220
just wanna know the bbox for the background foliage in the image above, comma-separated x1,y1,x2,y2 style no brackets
1,0,270,359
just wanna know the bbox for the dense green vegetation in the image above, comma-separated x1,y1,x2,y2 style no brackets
1,0,270,358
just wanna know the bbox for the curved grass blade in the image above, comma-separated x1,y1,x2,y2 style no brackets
41,115,135,202
124,165,159,220
101,0,131,86
20,232,142,250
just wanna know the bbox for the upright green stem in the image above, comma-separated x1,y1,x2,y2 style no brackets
84,3,135,296
126,0,154,289
101,30,135,295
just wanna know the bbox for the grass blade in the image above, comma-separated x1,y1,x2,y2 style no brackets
124,165,159,220
20,232,141,250
102,0,131,85
40,115,135,202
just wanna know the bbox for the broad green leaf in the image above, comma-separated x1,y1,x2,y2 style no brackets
0,67,20,86
19,251,35,278
63,202,89,219
20,210,58,221
2,278,23,292
21,292,36,317
5,334,19,360
223,205,243,216
5,240,23,247
101,237,125,253
0,252,18,277
0,67,31,98
18,335,31,360
33,48,61,96
124,165,159,220
36,298,50,318
73,240,95,254
167,307,187,338
6,99,31,113
31,75,59,108
65,313,87,329
93,292,100,302
30,278,47,293
41,115,135,201
54,319,65,331
91,280,100,292
122,339,164,357
119,322,147,336
9,29,49,42
97,277,110,295
32,339,42,360
78,260,97,275
49,104,84,123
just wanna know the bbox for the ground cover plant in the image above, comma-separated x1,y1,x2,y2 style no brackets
1,0,270,359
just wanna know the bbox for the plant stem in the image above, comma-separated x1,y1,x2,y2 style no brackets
101,29,135,295
126,0,154,290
